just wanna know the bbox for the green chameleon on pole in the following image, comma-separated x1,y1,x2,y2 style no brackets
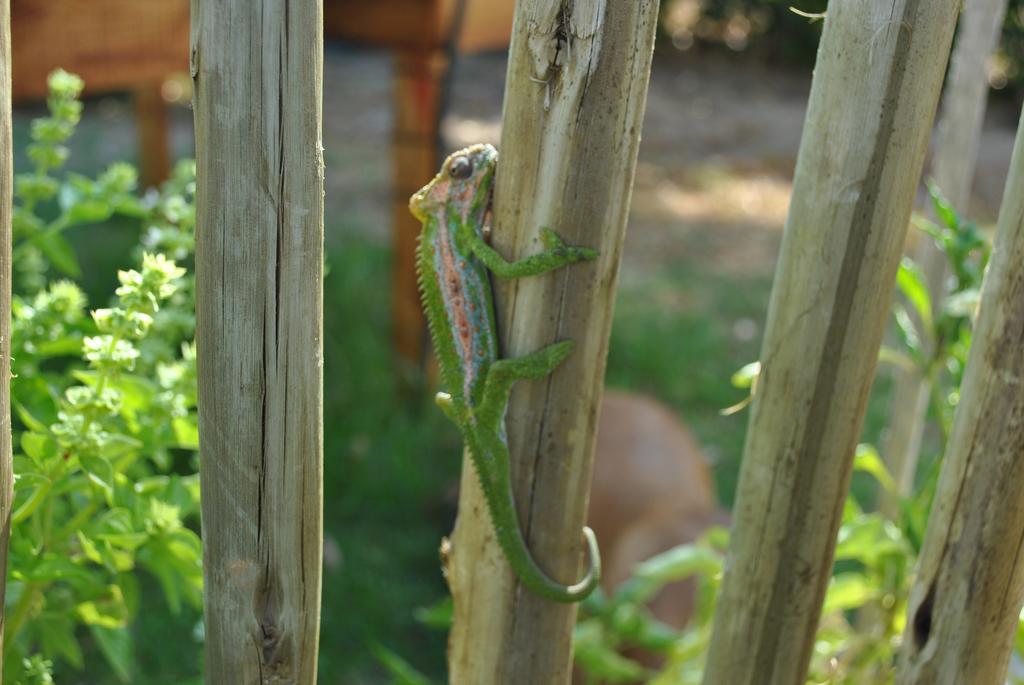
409,143,601,602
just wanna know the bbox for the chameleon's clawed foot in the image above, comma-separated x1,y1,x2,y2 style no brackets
540,227,567,251
540,228,599,264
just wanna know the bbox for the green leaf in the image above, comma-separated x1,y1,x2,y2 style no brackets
21,556,96,588
370,643,433,685
573,621,649,682
79,453,115,505
20,432,56,466
76,531,104,565
413,597,453,630
90,625,134,683
927,181,960,231
853,444,896,494
75,585,129,628
823,573,877,614
14,393,59,430
37,613,83,669
35,231,81,277
97,540,136,573
616,543,723,605
95,532,148,551
34,335,84,357
100,434,144,460
835,515,906,567
896,257,932,335
172,417,199,450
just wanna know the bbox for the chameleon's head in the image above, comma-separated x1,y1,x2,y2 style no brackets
409,143,498,227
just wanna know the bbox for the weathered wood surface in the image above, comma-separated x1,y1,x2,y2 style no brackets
446,1,660,683
0,0,13,668
701,2,961,684
895,104,1024,685
191,2,324,683
883,0,1009,505
10,0,188,100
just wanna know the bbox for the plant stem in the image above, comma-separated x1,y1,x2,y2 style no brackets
5,582,46,647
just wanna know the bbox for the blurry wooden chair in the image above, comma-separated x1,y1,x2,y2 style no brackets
326,0,515,371
11,0,190,187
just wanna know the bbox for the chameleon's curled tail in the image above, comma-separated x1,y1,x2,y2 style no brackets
486,477,601,603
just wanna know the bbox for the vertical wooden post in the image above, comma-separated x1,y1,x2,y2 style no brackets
883,0,1009,504
134,81,172,188
446,2,660,683
895,105,1024,685
391,49,447,371
191,2,324,683
0,0,12,668
701,2,961,684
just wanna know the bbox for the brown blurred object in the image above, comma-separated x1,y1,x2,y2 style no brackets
325,0,515,371
587,390,728,670
325,0,513,53
11,0,190,187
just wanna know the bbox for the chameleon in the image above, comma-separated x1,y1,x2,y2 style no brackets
409,143,601,602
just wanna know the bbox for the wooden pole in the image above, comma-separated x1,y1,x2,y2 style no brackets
882,0,1009,506
191,2,324,683
445,1,659,683
895,104,1024,685
0,0,12,668
701,2,961,684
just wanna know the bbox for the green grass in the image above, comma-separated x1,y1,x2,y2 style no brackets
606,263,772,507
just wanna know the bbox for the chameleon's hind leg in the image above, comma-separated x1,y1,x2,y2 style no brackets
475,340,574,431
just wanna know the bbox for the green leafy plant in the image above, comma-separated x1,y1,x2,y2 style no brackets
5,70,201,684
574,188,993,684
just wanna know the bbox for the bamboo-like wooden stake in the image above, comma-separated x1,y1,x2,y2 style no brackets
895,104,1024,685
701,3,961,684
446,1,659,682
191,2,324,683
0,0,12,668
883,0,1009,506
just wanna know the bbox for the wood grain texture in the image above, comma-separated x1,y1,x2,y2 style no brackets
882,0,1009,504
446,1,659,682
11,0,188,100
700,2,961,684
0,0,12,669
191,2,324,683
895,105,1024,685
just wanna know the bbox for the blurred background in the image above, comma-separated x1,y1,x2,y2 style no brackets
10,0,1023,682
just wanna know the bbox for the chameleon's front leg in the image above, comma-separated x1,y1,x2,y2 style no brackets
465,226,597,279
467,341,601,602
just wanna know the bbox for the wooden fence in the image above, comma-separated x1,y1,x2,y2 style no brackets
1,0,1024,683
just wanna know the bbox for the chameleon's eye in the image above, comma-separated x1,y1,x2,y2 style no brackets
449,156,473,179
